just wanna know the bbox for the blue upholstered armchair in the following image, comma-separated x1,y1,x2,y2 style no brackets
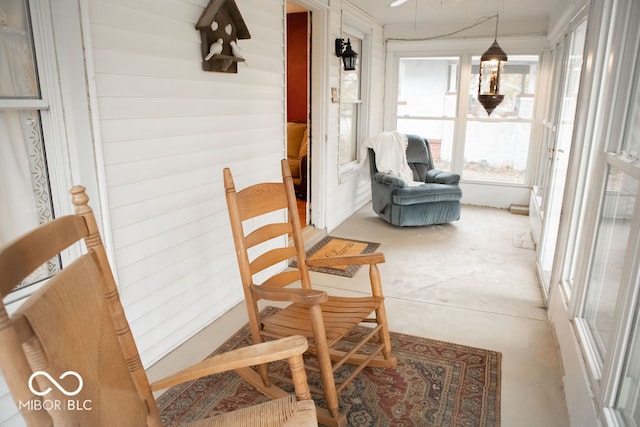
368,134,462,226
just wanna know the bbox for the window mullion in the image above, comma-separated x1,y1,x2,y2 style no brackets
0,99,48,109
453,53,471,173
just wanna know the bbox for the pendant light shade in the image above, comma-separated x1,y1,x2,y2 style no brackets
478,16,508,115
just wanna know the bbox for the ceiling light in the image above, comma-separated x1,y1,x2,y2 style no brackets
477,14,508,116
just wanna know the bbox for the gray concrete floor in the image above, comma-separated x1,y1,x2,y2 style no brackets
150,203,570,426
309,203,569,426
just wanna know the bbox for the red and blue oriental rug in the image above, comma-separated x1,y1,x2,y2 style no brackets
157,308,501,426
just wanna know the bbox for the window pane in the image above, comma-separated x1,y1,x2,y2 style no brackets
583,167,638,361
614,297,640,425
398,57,458,118
463,121,531,183
339,102,358,166
396,118,454,170
0,0,40,98
469,56,539,119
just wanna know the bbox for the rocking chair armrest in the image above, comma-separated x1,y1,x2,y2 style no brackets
306,252,386,268
150,335,309,392
251,285,329,305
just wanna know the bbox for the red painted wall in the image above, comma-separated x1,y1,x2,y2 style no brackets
286,12,308,123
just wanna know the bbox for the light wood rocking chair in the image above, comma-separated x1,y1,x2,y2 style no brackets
0,186,317,426
223,160,398,427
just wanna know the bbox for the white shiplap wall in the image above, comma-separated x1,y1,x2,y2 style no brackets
88,0,286,367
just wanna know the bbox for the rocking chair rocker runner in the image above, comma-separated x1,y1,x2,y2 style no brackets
223,160,398,426
0,186,317,426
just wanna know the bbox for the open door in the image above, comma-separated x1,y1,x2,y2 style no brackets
286,3,311,228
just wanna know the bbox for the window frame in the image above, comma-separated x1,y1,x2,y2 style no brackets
564,0,640,421
384,37,548,204
338,14,371,177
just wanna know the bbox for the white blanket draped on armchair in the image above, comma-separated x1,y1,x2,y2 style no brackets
361,131,422,186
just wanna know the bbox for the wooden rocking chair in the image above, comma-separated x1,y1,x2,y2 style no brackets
223,160,398,426
0,186,317,426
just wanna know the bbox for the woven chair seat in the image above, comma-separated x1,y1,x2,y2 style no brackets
191,395,316,427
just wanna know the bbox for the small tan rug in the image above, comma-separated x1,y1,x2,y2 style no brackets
293,236,381,277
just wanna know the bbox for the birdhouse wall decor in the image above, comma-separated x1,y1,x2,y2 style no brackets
195,0,251,73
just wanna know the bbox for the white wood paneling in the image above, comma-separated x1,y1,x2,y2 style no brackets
86,0,286,367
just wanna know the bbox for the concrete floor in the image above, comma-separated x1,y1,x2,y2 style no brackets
315,204,569,426
150,203,570,426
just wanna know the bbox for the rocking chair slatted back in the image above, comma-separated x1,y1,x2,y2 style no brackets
224,160,398,427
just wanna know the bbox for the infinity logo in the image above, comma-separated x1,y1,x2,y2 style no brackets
28,371,83,397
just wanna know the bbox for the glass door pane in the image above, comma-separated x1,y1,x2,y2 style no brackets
537,20,587,290
0,0,58,294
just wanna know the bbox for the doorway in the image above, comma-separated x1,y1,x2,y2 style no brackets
286,2,311,228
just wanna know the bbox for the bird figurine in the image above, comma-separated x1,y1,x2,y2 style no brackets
230,40,244,59
205,38,223,60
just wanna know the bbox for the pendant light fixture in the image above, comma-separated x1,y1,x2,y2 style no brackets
478,14,507,116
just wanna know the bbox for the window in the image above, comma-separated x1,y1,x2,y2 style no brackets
582,166,637,363
339,33,362,168
465,56,538,183
396,57,458,171
0,0,59,295
394,53,540,185
575,3,640,408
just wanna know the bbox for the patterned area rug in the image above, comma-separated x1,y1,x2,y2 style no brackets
291,236,381,277
157,308,501,426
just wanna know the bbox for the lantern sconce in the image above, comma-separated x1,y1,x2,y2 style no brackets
335,38,358,71
478,14,508,116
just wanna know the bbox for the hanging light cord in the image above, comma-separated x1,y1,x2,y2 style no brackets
385,13,499,43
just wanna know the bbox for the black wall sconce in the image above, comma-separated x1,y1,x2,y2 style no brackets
335,38,358,71
477,14,508,115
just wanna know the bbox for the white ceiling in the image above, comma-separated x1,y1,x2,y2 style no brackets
346,0,557,25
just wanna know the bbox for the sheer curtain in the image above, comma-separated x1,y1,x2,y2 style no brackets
0,4,56,287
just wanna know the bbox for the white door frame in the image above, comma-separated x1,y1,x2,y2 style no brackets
287,0,330,230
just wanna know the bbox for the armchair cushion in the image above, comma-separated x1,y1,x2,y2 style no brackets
392,183,462,205
426,169,461,185
374,172,408,188
287,122,309,199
